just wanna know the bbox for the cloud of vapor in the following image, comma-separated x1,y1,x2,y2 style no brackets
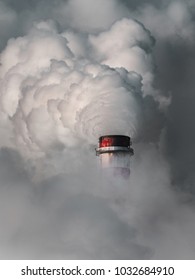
0,17,150,158
131,0,195,189
0,0,195,259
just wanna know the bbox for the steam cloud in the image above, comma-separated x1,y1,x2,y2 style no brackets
0,17,153,157
0,0,195,259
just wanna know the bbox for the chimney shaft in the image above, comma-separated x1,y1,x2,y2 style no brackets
96,135,133,179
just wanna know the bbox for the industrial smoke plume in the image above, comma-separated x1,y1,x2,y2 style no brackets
0,17,153,157
0,0,195,259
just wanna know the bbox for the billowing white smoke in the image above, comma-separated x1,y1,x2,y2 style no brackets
1,0,195,260
0,18,154,158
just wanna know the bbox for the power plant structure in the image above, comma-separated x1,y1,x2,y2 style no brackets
96,135,134,179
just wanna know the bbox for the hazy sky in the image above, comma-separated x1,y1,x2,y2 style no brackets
0,0,195,259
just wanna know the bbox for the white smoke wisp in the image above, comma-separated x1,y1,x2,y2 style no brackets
89,18,155,96
0,18,153,159
56,0,128,33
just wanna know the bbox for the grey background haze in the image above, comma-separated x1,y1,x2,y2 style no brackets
0,0,195,259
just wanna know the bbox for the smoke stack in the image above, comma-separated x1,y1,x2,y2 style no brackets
96,135,134,179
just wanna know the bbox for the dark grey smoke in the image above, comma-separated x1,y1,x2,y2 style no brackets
0,0,195,259
133,0,195,191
